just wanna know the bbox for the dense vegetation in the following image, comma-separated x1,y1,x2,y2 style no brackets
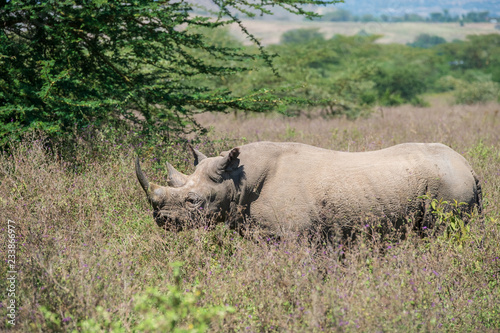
212,31,500,118
0,0,339,146
1,102,499,331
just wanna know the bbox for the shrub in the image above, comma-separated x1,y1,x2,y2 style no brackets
408,34,447,49
454,80,500,104
73,262,234,332
440,76,500,105
374,65,427,106
280,29,325,44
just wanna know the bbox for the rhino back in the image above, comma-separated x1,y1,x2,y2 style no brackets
235,142,476,234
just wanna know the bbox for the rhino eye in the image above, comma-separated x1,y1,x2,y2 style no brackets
185,193,202,206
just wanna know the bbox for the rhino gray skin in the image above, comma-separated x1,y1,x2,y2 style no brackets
136,142,482,236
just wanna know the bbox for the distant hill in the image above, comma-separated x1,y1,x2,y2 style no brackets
228,21,500,45
189,0,500,21
330,0,500,17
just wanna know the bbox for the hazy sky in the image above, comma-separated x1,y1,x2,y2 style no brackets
329,0,499,16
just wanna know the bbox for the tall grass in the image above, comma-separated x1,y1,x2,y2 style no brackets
1,101,499,331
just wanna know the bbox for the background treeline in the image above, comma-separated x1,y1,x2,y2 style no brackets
205,30,500,118
318,9,496,23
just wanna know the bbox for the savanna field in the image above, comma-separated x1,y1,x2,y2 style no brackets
1,98,499,332
1,0,500,331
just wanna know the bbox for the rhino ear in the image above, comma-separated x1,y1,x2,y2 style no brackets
188,144,207,166
166,162,187,188
217,147,240,173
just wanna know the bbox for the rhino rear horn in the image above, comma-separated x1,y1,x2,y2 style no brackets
166,162,187,187
188,144,207,166
135,157,149,194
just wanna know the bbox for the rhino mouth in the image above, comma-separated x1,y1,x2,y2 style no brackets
153,208,217,231
153,210,187,231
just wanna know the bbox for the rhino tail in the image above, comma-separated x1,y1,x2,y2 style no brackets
473,170,483,216
472,169,486,248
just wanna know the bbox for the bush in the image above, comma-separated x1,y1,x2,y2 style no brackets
408,34,447,49
280,29,325,44
441,76,500,104
454,80,500,104
373,65,427,106
73,262,234,332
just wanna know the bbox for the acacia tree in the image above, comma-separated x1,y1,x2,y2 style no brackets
0,0,338,144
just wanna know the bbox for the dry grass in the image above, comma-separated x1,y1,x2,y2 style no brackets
1,100,499,331
228,21,500,45
196,100,500,151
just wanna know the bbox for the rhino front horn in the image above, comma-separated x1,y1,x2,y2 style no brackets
135,157,149,195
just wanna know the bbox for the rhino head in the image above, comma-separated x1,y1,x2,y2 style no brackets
135,145,241,230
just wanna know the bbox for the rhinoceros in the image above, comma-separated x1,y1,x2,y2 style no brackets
135,142,482,236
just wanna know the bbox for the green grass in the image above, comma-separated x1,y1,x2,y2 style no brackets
1,100,500,331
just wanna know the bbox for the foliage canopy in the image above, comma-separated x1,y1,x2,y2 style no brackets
0,0,339,145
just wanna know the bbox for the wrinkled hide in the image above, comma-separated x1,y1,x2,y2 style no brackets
136,142,482,236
